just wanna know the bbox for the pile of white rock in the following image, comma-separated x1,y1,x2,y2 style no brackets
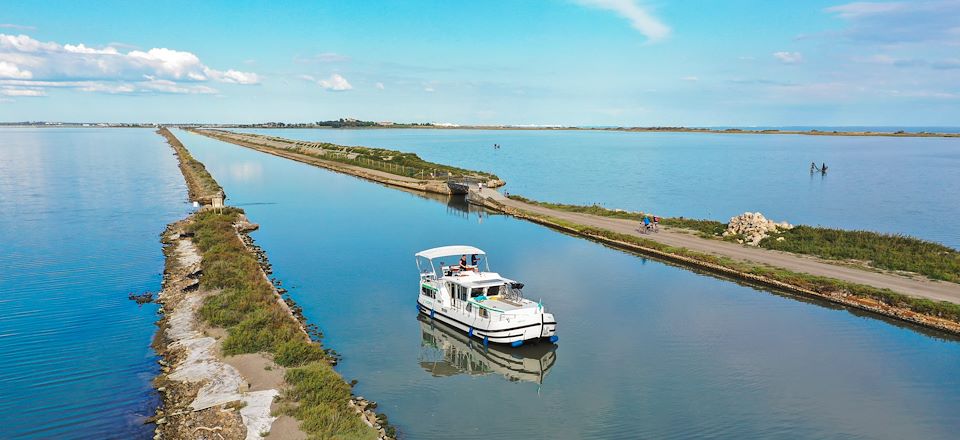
723,212,793,246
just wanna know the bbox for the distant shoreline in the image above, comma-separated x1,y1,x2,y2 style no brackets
3,123,960,138
199,125,960,138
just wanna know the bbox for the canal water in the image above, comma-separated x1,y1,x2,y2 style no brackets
0,128,190,438
180,129,960,439
238,128,960,248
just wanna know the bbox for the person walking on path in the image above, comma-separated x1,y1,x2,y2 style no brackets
653,215,660,232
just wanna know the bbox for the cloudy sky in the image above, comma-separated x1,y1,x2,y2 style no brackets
2,0,959,126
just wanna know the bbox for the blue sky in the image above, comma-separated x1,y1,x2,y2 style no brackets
1,0,959,126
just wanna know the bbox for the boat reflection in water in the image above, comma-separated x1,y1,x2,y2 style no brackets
417,315,557,384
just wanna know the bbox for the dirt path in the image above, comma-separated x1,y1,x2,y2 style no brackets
478,188,960,304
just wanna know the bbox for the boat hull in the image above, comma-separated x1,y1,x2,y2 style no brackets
417,299,557,345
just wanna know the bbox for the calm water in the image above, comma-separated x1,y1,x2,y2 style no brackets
239,128,960,248
181,129,960,439
0,128,190,438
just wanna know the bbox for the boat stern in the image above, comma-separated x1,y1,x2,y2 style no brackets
540,312,558,341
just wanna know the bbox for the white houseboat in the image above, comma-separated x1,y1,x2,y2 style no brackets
415,245,557,346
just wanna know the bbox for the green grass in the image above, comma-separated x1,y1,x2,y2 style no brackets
659,217,727,237
186,208,379,439
509,207,960,323
505,193,959,281
282,364,378,440
761,226,960,283
204,128,498,181
506,195,643,220
298,143,499,180
158,127,223,203
506,194,726,237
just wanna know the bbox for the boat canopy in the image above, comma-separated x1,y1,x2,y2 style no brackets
416,245,485,261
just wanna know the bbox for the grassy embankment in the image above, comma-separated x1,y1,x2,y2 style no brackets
505,195,726,235
506,195,959,283
206,129,499,181
505,195,960,311
158,127,223,203
189,208,381,439
293,141,498,180
500,203,960,324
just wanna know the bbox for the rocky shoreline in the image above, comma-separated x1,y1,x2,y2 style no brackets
154,126,392,439
151,213,393,439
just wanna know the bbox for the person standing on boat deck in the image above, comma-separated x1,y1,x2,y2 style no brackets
810,162,817,173
459,255,468,271
822,162,828,173
471,254,479,270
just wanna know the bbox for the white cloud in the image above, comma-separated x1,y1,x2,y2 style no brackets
296,52,350,63
424,86,435,92
77,82,136,94
681,75,699,81
826,2,905,18
375,82,385,90
825,1,960,44
0,33,259,97
773,51,804,64
1,86,45,96
297,74,316,82
317,73,352,91
573,0,670,42
140,78,217,94
0,60,31,78
0,24,36,31
204,67,260,84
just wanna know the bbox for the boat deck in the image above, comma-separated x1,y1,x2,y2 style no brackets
472,296,535,312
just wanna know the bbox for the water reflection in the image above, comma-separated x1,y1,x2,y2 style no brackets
401,189,496,221
417,315,557,384
228,161,263,182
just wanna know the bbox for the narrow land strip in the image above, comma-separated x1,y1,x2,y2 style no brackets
189,128,504,195
480,189,960,303
154,128,391,440
468,189,960,334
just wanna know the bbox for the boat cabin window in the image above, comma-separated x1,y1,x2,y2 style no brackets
479,307,489,318
486,285,502,297
470,288,483,298
420,286,435,298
